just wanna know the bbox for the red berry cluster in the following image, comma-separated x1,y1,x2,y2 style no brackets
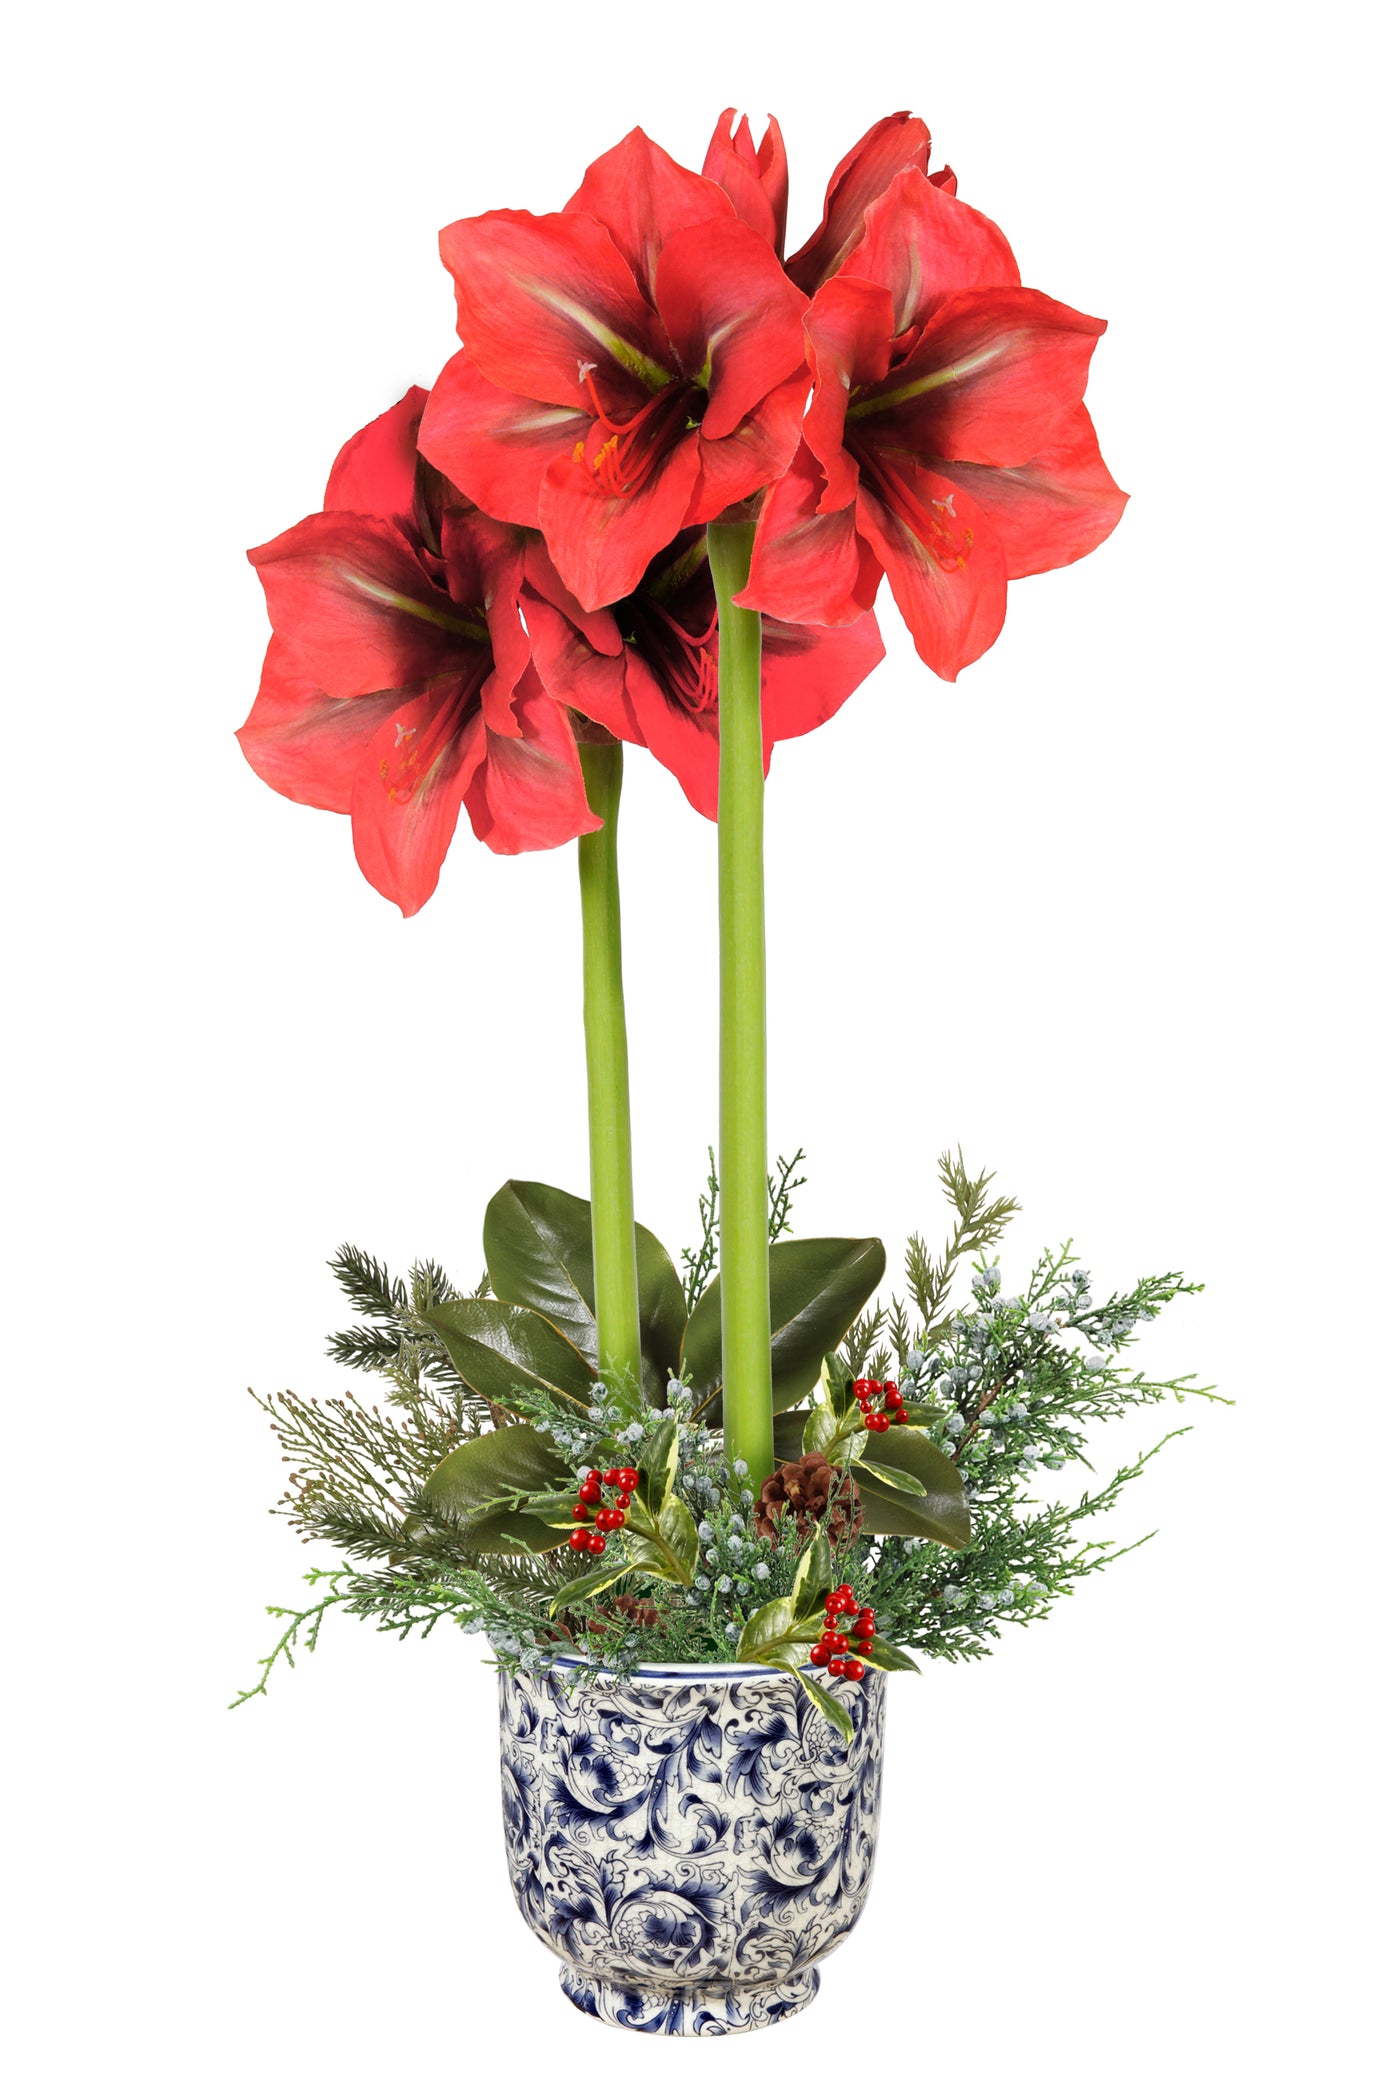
568,1465,639,1554
809,1584,877,1681
853,1377,909,1431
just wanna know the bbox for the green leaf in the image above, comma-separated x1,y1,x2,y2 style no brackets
684,1237,887,1422
657,1491,699,1585
737,1593,798,1661
859,1636,921,1674
550,1561,635,1614
796,1669,855,1741
635,1415,679,1514
635,1230,688,1408
425,1298,596,1414
421,1423,574,1554
772,1409,808,1461
792,1532,833,1620
857,1458,928,1497
854,1428,972,1548
803,1400,839,1454
482,1180,685,1407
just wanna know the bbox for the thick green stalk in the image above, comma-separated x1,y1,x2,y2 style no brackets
577,739,642,1393
708,521,774,1484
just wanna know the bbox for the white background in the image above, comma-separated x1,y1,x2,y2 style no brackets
6,2,1394,2071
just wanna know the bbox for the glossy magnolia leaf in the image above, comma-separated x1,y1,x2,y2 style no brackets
684,1237,887,1423
855,1428,972,1548
422,1422,573,1553
425,1298,595,1413
796,1669,854,1741
772,1409,808,1461
482,1179,685,1405
860,1635,921,1674
635,1415,679,1515
550,1560,636,1614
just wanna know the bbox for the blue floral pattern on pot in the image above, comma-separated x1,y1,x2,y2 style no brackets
498,1660,886,2034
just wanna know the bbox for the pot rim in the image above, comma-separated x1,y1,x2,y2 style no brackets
538,1654,800,1683
530,1655,883,1686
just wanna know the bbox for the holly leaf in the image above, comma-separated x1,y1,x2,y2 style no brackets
854,1428,972,1548
792,1532,833,1620
425,1298,596,1414
857,1458,928,1497
796,1669,855,1741
803,1400,839,1454
736,1593,797,1661
635,1415,679,1514
550,1561,636,1614
859,1636,921,1674
657,1491,699,1585
482,1179,685,1407
684,1237,887,1421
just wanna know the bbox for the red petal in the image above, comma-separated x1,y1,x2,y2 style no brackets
566,126,732,299
803,277,894,509
760,609,886,749
786,112,932,294
236,638,406,813
930,404,1127,578
323,388,428,519
739,443,881,626
688,369,807,524
621,647,722,819
652,217,806,441
438,208,672,415
522,589,637,745
468,667,602,854
350,685,486,915
854,466,1007,679
438,508,532,736
420,351,588,527
841,169,1019,331
850,286,1108,469
248,512,479,699
702,109,789,253
538,432,701,612
521,538,625,658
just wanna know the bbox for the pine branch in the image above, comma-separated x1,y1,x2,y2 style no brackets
329,1245,406,1321
681,1147,721,1311
905,1148,1020,1342
768,1148,807,1239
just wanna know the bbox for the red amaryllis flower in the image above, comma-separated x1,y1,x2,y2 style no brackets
702,108,954,291
519,530,885,819
418,128,809,615
701,107,789,253
739,171,1127,679
237,390,599,916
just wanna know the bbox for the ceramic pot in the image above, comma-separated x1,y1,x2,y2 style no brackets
498,1659,886,2035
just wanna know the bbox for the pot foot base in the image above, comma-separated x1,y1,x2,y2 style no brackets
558,1964,820,2035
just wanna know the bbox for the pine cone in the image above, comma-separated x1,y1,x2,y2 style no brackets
586,1593,662,1632
754,1450,863,1546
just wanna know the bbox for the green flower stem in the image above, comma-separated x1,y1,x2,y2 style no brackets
577,738,642,1393
708,520,774,1485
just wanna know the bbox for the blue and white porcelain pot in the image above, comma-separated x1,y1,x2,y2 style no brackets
498,1659,886,2035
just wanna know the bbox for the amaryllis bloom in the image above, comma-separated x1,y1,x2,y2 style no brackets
418,128,808,615
238,390,599,916
703,108,954,292
519,531,885,819
739,171,1127,679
